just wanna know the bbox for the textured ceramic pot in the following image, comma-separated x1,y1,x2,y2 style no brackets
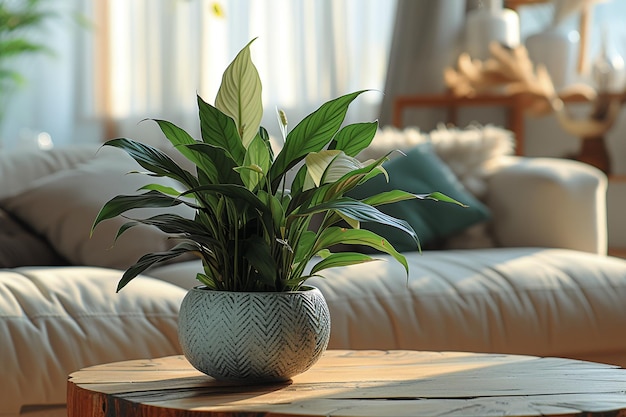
177,286,331,383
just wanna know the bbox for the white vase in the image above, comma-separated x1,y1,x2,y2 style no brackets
525,26,580,91
465,0,520,61
178,286,331,383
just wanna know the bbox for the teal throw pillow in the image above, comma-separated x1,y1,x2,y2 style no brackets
349,142,491,252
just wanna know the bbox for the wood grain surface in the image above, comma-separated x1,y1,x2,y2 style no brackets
67,350,626,417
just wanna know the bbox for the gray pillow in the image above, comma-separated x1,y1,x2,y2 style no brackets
2,147,194,270
0,208,67,267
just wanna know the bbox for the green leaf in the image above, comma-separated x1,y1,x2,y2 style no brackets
312,227,409,276
139,183,181,196
257,190,285,233
299,197,419,244
336,211,360,229
112,221,139,242
0,38,51,57
288,164,308,199
239,133,270,190
152,119,196,148
116,241,200,292
197,95,246,164
329,121,379,157
196,273,222,290
243,236,278,288
92,191,184,233
425,191,468,207
258,126,275,162
102,138,198,189
125,213,207,236
0,68,25,85
310,252,378,275
150,119,220,181
270,90,368,189
292,230,317,266
215,39,263,148
362,190,466,207
181,183,269,215
321,189,415,232
361,190,423,206
185,142,242,186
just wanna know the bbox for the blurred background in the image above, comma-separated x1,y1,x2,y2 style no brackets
1,0,625,161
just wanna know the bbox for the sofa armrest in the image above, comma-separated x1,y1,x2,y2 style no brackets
0,266,186,415
485,156,608,255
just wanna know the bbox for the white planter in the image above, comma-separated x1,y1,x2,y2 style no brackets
465,4,520,61
178,286,331,383
525,26,580,90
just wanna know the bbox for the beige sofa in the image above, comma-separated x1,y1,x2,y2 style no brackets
2,127,626,416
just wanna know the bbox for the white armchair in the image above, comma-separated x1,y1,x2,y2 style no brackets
486,156,608,255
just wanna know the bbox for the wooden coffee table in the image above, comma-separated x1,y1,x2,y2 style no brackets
67,350,626,417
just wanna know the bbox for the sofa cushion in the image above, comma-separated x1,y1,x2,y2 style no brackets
305,247,626,367
0,146,98,200
361,124,515,198
1,147,194,270
349,142,491,251
0,208,67,267
150,247,626,368
0,266,186,415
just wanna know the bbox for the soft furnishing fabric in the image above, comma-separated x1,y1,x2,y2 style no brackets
306,247,626,363
0,208,67,268
0,146,98,200
349,142,491,251
1,147,194,270
358,124,515,249
0,267,186,415
360,124,515,198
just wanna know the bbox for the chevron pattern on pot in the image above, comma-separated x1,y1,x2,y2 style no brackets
178,286,331,383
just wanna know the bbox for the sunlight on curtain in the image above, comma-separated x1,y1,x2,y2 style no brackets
101,0,397,142
0,0,84,149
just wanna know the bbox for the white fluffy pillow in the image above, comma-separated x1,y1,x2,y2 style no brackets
361,124,515,198
2,147,194,270
429,124,515,197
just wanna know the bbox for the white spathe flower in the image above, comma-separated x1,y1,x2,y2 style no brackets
303,150,386,191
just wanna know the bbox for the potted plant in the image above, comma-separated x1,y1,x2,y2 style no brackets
0,0,86,145
92,40,461,383
0,0,54,133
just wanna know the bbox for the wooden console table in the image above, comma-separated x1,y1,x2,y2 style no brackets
393,92,625,172
68,350,626,416
392,93,527,155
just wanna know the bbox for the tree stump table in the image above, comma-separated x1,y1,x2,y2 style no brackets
67,350,626,417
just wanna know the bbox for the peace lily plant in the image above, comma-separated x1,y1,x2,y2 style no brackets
92,40,461,293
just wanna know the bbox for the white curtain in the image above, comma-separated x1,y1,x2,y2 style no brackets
96,0,397,145
0,0,396,149
378,0,467,128
0,0,88,150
